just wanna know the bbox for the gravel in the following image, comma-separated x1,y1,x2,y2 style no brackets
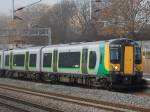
0,87,111,112
0,78,149,109
0,103,21,112
0,97,46,112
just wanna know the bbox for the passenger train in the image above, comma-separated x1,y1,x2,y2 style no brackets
0,38,143,88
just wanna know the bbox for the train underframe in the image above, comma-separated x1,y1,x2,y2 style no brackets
0,69,145,89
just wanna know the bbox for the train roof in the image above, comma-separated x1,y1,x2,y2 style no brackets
44,41,104,49
26,46,44,50
109,38,139,45
2,38,140,51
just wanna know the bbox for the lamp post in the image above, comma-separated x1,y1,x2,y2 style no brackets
90,0,92,20
12,0,14,20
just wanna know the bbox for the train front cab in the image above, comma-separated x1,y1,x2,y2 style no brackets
109,39,143,87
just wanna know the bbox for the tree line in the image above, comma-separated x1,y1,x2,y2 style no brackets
0,0,150,44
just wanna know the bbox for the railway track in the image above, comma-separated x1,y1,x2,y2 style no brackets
0,84,149,112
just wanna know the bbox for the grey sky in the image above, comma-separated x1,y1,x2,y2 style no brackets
0,0,59,15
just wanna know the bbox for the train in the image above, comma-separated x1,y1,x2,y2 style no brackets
0,38,144,88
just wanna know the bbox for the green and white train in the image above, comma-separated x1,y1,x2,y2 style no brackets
0,38,143,88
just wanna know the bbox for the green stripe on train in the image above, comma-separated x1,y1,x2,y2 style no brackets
97,42,109,76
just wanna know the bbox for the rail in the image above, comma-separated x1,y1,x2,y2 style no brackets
0,102,31,112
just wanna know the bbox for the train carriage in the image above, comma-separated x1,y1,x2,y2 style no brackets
0,38,144,88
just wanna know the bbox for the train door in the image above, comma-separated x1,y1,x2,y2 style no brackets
25,51,29,70
124,46,134,74
10,52,13,69
82,48,88,74
53,50,58,72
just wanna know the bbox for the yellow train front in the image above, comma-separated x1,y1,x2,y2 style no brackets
109,38,143,87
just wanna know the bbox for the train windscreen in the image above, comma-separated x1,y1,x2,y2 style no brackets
135,47,142,64
110,47,121,64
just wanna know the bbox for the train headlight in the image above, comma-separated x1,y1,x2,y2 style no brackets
112,64,119,71
135,65,141,72
114,66,118,70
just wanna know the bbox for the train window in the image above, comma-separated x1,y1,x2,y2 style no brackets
43,53,52,67
59,52,80,68
110,47,121,64
135,47,142,64
29,54,37,67
89,51,96,69
13,54,25,66
5,55,9,66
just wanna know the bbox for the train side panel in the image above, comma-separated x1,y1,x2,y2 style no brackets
41,47,54,73
12,49,26,71
57,46,82,74
4,50,12,70
26,47,43,72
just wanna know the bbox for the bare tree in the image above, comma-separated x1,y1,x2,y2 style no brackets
15,4,49,28
98,0,150,38
2,0,149,44
70,0,100,41
38,0,77,44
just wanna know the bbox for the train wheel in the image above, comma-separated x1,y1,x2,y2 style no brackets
50,74,58,84
33,73,41,82
0,70,5,77
7,71,13,78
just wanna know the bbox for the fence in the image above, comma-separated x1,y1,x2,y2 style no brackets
143,58,150,74
142,43,150,74
143,48,150,74
0,28,51,46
